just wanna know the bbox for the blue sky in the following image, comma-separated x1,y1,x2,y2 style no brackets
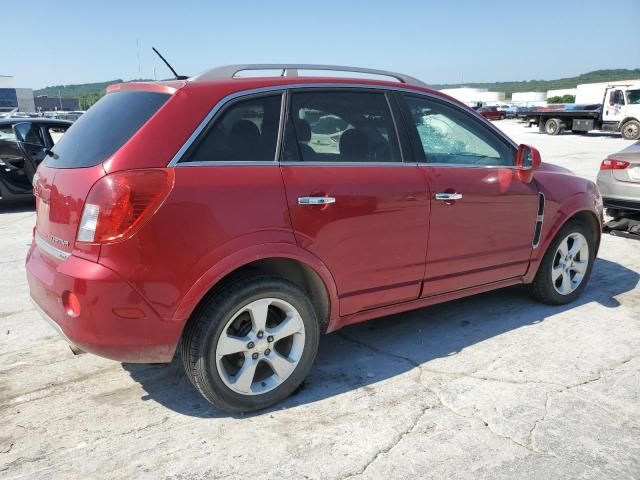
4,0,639,88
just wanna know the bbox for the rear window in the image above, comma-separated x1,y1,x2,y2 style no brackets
46,91,169,168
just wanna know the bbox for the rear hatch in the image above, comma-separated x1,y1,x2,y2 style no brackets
33,89,172,259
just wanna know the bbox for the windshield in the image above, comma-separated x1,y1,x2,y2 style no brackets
627,90,640,105
47,91,169,168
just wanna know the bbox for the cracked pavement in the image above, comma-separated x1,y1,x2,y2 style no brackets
1,122,640,479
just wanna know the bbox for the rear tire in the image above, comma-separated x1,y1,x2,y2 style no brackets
181,273,320,412
545,118,563,136
528,220,595,305
620,120,640,140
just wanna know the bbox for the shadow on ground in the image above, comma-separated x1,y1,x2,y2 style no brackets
122,257,639,418
0,199,35,214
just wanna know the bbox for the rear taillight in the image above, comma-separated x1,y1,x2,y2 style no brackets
77,169,174,244
600,158,630,170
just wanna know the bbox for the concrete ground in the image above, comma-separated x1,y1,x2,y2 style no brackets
1,121,639,479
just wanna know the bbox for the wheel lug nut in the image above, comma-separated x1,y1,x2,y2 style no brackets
247,341,255,349
267,335,274,343
252,352,259,360
264,348,271,356
257,331,264,339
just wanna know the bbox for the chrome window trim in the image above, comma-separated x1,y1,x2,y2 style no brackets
175,161,280,167
281,161,411,167
168,83,519,167
35,233,70,261
416,163,520,170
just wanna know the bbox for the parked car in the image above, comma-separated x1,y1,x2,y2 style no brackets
506,106,530,119
0,118,72,203
476,106,506,120
597,143,640,212
26,64,602,412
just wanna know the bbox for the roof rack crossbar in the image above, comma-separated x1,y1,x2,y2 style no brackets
190,64,427,87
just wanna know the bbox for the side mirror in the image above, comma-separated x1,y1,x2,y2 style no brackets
516,144,541,183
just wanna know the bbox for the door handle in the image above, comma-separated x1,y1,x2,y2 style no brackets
298,196,336,205
435,192,463,201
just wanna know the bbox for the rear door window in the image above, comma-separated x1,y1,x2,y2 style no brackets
182,94,282,163
46,91,169,168
283,90,401,163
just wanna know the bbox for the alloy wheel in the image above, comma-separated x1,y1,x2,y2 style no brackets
551,232,589,295
215,298,305,395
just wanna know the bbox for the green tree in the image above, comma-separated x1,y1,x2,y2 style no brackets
547,95,575,104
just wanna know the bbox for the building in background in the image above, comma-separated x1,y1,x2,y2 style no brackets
575,79,640,104
0,75,35,112
34,96,80,111
511,91,547,107
438,87,506,107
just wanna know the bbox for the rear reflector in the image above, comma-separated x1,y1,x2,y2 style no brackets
600,158,630,170
62,291,81,317
77,169,174,244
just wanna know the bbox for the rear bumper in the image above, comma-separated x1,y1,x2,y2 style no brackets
26,242,182,363
597,171,640,205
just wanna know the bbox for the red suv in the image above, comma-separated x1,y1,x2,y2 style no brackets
476,106,506,121
26,65,602,412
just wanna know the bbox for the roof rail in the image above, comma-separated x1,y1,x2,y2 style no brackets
190,64,428,87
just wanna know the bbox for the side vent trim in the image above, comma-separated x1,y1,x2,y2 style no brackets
532,193,545,248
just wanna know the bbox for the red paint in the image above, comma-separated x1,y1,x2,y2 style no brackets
26,74,602,363
421,166,539,295
476,107,506,121
280,164,429,315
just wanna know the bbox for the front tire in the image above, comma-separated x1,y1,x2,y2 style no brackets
528,220,595,305
621,120,640,140
181,273,320,412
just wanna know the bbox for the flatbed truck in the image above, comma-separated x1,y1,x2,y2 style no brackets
525,83,640,140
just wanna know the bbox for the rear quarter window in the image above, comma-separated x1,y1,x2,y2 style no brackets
46,91,169,168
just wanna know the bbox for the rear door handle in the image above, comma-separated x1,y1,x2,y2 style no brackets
298,196,336,205
435,192,463,201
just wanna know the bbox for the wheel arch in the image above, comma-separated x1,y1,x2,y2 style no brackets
173,244,339,335
525,206,601,283
619,116,639,127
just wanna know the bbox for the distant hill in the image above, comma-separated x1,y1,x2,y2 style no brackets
34,80,125,98
34,79,151,109
428,69,640,98
33,69,640,106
